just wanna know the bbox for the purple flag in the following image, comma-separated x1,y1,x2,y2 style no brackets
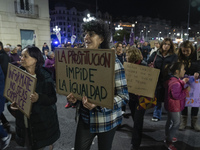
123,35,127,45
129,28,134,46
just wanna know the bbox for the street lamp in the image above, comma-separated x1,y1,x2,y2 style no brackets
168,32,171,38
147,31,150,41
115,25,123,31
53,25,61,33
158,32,161,40
140,30,143,41
53,26,61,44
83,14,96,22
197,32,200,37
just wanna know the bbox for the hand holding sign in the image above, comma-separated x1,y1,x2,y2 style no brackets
183,78,189,83
67,93,77,104
82,96,96,110
10,101,19,110
4,64,37,118
187,86,191,92
30,92,39,103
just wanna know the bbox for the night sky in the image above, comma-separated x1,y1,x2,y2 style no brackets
49,0,200,26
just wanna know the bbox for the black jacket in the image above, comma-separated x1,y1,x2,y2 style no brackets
148,51,178,87
15,67,60,150
179,52,200,76
0,49,10,77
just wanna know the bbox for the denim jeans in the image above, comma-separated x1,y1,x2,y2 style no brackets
152,86,165,120
153,101,162,120
165,112,181,141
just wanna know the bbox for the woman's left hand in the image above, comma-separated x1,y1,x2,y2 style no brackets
194,73,199,79
30,92,39,103
10,101,19,110
82,96,96,110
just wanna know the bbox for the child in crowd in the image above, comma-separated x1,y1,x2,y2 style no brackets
164,62,190,150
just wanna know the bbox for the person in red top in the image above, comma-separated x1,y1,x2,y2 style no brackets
164,62,190,150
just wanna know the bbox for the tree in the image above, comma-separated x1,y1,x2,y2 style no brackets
113,29,129,42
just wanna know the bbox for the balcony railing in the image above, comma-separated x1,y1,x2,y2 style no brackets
14,0,39,18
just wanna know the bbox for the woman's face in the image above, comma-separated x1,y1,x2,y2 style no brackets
181,47,191,57
116,44,122,53
50,53,55,58
20,49,37,68
44,50,48,56
162,41,171,53
12,49,17,54
126,52,130,62
84,31,103,49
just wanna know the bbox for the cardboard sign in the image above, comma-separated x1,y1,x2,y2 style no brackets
185,77,200,107
3,63,37,118
55,48,115,109
197,37,200,61
124,62,160,98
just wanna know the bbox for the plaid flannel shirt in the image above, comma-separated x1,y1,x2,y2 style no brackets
89,57,129,133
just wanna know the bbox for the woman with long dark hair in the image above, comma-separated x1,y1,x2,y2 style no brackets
178,40,200,131
148,38,178,122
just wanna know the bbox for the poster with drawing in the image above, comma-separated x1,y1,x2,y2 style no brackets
185,76,200,107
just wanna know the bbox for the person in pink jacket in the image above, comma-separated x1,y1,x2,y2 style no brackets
164,62,190,150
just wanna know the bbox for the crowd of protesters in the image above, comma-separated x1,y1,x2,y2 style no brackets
0,19,200,150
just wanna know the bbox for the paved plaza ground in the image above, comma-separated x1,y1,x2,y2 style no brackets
4,94,200,150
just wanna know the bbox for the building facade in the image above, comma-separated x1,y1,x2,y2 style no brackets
50,3,112,44
0,0,51,49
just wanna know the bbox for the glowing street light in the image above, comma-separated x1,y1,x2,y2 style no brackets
83,13,96,22
53,26,61,44
53,25,61,33
140,30,143,41
115,25,123,31
158,32,161,40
